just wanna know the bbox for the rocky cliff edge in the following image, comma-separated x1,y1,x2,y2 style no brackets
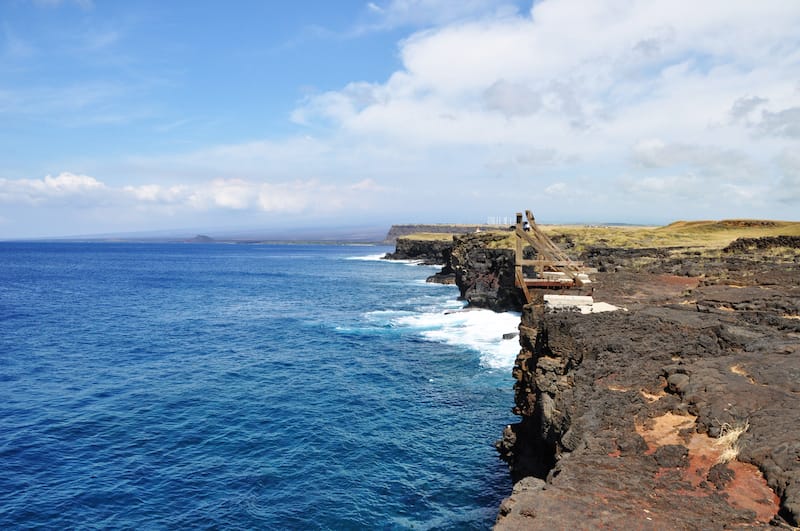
496,257,800,529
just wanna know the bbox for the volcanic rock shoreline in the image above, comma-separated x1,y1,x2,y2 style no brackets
386,230,800,529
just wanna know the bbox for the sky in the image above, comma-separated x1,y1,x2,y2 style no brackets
1,0,799,238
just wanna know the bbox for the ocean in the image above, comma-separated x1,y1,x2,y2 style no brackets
0,242,520,529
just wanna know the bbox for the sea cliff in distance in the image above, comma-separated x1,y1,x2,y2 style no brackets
13,223,508,245
6,225,391,244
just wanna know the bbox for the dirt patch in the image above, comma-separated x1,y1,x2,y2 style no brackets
640,389,666,403
656,274,701,288
636,413,780,524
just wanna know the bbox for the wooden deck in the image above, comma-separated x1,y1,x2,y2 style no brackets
513,210,588,303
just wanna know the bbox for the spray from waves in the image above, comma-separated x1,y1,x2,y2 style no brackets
344,254,388,261
342,256,521,368
392,308,521,369
345,254,442,269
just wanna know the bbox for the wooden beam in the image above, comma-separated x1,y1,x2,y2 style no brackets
516,268,532,303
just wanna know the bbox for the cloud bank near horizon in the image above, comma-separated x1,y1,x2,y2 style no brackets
2,0,799,237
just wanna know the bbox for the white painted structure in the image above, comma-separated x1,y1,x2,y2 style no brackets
543,294,623,314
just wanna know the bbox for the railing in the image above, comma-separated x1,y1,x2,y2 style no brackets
513,210,585,303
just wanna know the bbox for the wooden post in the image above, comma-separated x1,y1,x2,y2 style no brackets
514,212,532,303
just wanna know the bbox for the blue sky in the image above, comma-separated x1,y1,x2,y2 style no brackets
1,0,799,238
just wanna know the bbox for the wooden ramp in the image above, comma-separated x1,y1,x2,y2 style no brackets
513,210,588,304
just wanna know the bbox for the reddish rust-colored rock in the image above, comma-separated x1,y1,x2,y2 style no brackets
496,252,800,529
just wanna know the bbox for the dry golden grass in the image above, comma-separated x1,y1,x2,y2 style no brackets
715,420,750,464
402,219,800,253
542,219,800,252
398,232,458,241
402,230,517,247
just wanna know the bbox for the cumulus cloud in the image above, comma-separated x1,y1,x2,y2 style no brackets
286,0,800,220
1,172,383,219
6,0,800,235
631,139,763,183
484,80,541,117
777,150,800,202
758,107,800,138
123,183,187,203
624,174,701,198
298,0,800,151
729,96,768,124
729,97,800,138
0,172,106,204
544,182,568,196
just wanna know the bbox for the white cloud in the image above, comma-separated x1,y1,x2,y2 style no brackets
484,80,541,117
123,184,187,203
0,172,106,204
729,96,768,124
624,174,701,197
300,0,800,152
5,0,800,236
0,171,386,222
631,139,764,183
288,0,800,220
758,107,800,138
39,172,105,193
544,182,568,196
777,150,800,202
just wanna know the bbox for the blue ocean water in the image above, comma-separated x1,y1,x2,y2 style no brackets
0,243,519,529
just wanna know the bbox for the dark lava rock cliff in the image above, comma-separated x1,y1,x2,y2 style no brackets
385,231,526,310
495,255,800,529
449,232,527,312
383,236,454,265
385,229,800,527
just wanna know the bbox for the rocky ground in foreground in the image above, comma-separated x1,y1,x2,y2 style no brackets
384,226,800,528
496,251,800,529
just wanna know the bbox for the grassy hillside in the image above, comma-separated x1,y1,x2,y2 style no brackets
543,220,800,252
396,232,460,241
405,220,800,253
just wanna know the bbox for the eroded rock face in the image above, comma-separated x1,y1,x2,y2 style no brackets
723,235,800,253
387,230,536,310
449,232,527,312
496,258,800,529
383,236,454,265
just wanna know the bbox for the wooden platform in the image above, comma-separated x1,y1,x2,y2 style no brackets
514,210,589,303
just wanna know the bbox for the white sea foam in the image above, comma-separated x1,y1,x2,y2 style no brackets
393,306,521,370
345,253,389,261
398,260,441,268
345,254,442,270
363,309,414,323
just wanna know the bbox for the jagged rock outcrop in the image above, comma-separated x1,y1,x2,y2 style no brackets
386,230,528,309
496,258,800,529
723,235,800,253
449,232,527,312
579,246,672,273
383,236,454,265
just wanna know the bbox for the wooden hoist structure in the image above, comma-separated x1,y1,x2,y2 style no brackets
514,210,590,304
